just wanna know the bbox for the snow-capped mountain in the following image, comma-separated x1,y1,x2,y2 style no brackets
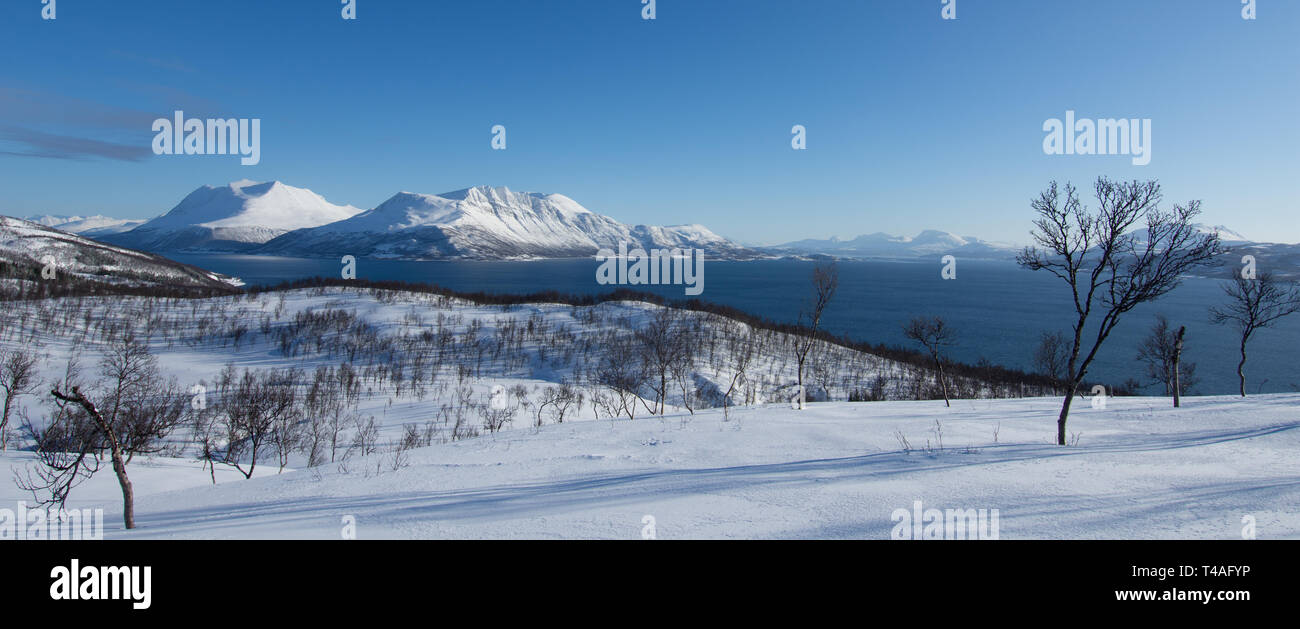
1200,224,1250,243
1098,223,1300,278
102,180,363,252
26,214,148,237
0,216,242,292
1124,223,1251,246
773,224,1266,263
256,185,757,260
773,230,1019,259
26,214,89,228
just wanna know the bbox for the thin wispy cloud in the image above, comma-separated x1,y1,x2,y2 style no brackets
0,126,152,162
0,87,156,129
0,87,195,163
108,49,196,74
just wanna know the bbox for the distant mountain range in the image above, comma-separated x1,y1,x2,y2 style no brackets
774,224,1297,278
25,214,147,238
62,181,758,260
771,230,1020,259
256,185,756,260
10,181,1297,277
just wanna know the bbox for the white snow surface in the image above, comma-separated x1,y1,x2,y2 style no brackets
1,287,1295,539
2,394,1295,540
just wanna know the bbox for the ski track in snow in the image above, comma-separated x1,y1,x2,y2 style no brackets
3,395,1295,540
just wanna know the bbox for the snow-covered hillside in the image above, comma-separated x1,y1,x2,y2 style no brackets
102,180,362,252
2,286,1289,539
257,185,757,260
0,216,243,293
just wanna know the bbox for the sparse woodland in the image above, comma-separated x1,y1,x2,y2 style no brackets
0,278,1065,489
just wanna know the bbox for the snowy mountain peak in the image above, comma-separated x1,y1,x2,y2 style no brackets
351,191,465,231
910,229,968,246
257,186,755,260
1126,223,1253,246
1201,224,1249,242
101,181,364,252
438,186,594,217
89,181,754,259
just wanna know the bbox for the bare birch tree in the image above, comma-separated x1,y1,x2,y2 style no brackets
20,336,188,529
1210,272,1300,396
902,315,955,407
1016,178,1222,445
794,262,839,410
0,348,40,450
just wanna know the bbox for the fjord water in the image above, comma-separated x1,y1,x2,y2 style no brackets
174,254,1299,396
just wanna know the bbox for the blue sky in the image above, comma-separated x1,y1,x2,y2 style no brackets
1,0,1296,244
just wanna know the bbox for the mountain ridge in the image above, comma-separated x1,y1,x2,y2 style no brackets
255,184,757,260
101,180,363,252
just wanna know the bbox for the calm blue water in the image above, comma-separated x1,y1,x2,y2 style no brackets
172,254,1300,396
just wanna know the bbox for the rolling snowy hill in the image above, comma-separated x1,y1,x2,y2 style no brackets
0,215,243,292
2,285,1294,539
257,185,757,260
101,180,363,252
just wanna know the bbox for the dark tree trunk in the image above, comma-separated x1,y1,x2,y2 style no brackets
659,372,667,415
1056,387,1077,446
935,357,950,407
1237,336,1248,397
1173,326,1185,408
0,396,11,451
52,387,136,529
111,446,135,530
796,355,806,410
